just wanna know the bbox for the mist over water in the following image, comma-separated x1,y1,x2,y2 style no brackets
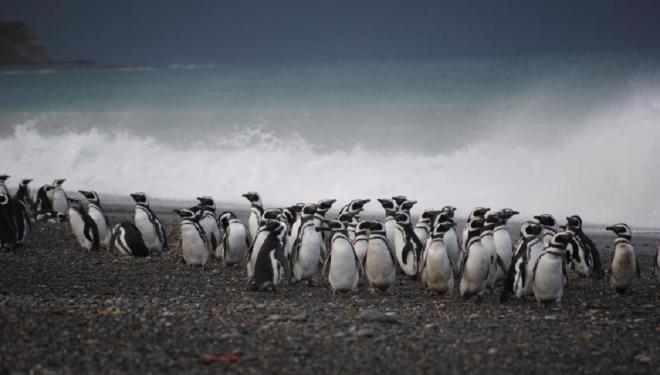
1,57,659,225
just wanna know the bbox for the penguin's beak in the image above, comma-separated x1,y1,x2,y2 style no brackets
78,190,89,196
605,226,616,232
511,210,520,216
533,215,541,220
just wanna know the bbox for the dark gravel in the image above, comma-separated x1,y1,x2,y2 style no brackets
1,207,659,374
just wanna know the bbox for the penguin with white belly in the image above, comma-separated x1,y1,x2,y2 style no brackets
78,191,111,249
534,214,559,247
421,221,455,294
438,206,461,274
109,223,149,257
393,211,424,277
532,232,572,306
242,192,264,245
194,196,220,252
605,223,640,293
500,221,544,301
323,217,362,294
566,215,604,279
291,204,322,283
492,208,519,283
377,198,398,250
352,220,370,266
481,211,503,290
217,211,249,266
459,218,489,299
174,208,209,267
67,198,100,252
364,221,397,291
130,192,169,253
51,179,69,216
462,207,490,253
251,220,288,291
246,209,283,280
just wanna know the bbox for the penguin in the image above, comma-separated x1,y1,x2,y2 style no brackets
566,215,604,278
0,174,10,197
0,193,18,250
34,185,55,220
605,223,640,293
339,199,370,241
242,192,263,244
364,221,397,291
322,218,361,293
291,204,322,282
377,198,398,251
217,211,249,266
15,179,33,213
532,232,572,306
437,206,461,275
251,220,287,291
397,199,418,214
109,223,149,257
174,208,209,267
193,196,220,253
51,179,69,215
315,198,336,260
352,220,370,266
500,221,544,301
534,214,559,247
130,192,169,253
421,220,455,294
246,209,283,280
67,198,100,252
423,210,451,267
459,218,489,299
493,208,519,283
462,207,490,253
414,209,441,246
78,190,111,250
391,195,408,210
393,211,424,277
481,211,502,290
11,197,30,248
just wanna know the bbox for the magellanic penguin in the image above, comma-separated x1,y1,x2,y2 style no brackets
109,223,149,257
421,220,455,294
391,195,408,211
438,206,461,275
492,208,519,283
459,218,489,299
217,211,249,266
315,198,337,260
194,196,220,252
78,191,111,249
500,221,544,301
174,208,209,267
130,192,169,254
462,207,490,253
67,198,100,252
322,217,362,294
605,223,640,293
566,215,604,279
397,199,418,215
0,193,18,250
414,209,441,247
15,179,33,213
246,209,283,280
352,220,370,266
34,185,55,220
393,211,424,277
364,221,397,291
242,192,263,245
0,174,10,197
339,199,370,241
532,232,572,306
481,211,504,290
11,197,30,248
291,204,322,282
534,214,559,247
377,198,398,251
251,220,288,291
51,179,69,216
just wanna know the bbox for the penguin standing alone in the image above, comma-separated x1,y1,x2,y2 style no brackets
67,198,100,252
130,192,169,253
605,223,640,293
174,208,209,267
78,191,111,249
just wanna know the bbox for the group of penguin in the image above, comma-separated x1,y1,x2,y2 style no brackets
2,175,659,306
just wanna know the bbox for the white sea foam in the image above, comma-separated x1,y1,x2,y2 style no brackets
1,87,658,225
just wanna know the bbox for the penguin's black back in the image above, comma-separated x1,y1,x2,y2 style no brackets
254,231,282,289
111,223,149,257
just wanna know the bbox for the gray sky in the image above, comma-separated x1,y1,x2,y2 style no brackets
4,0,660,65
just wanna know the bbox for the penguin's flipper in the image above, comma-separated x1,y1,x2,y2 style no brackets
401,242,412,265
495,254,507,274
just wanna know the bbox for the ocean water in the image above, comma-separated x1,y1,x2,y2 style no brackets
1,56,659,225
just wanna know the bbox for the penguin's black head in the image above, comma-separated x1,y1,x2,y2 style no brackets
365,221,384,232
327,219,346,232
263,220,283,233
218,211,237,227
551,232,573,247
441,206,457,218
20,178,32,186
534,214,557,227
78,190,100,204
566,215,582,229
500,208,519,220
0,174,9,182
399,200,417,211
130,192,148,205
338,210,359,224
432,220,454,236
173,208,196,219
0,193,9,205
431,211,451,228
262,208,282,221
391,195,408,206
394,211,411,224
421,209,441,221
521,221,543,239
241,192,260,203
484,211,501,229
355,220,371,232
348,198,370,211
302,204,318,216
606,223,632,239
469,207,490,220
53,179,66,186
196,196,215,209
377,198,395,210
286,204,304,216
317,199,337,212
42,184,54,192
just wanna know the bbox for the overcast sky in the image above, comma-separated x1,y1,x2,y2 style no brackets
4,0,660,65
